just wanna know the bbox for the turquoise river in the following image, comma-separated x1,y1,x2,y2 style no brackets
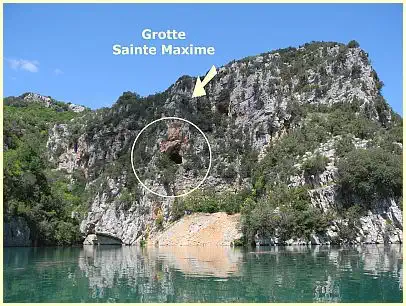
3,245,403,302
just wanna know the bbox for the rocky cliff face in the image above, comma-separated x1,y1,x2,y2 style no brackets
4,217,31,247
46,41,402,245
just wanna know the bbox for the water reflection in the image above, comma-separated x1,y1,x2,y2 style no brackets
152,246,243,277
3,244,403,302
80,245,243,278
77,246,243,301
248,245,402,302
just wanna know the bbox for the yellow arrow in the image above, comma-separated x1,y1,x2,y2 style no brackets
192,65,217,98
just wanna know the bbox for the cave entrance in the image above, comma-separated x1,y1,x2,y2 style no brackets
169,152,183,164
216,100,229,115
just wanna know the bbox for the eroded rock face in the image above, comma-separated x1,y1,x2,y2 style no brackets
23,92,52,107
83,233,122,245
79,186,152,245
67,103,85,113
46,42,402,245
255,136,403,246
21,92,86,112
4,217,31,247
159,123,188,164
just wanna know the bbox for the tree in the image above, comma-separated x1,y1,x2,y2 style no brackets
347,40,360,48
334,136,355,157
301,153,329,177
337,148,402,207
3,99,84,245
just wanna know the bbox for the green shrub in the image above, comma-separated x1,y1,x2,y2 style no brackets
232,238,245,247
334,136,355,157
218,189,250,214
155,214,164,230
182,189,219,213
347,40,360,48
171,198,186,221
171,189,250,216
337,148,402,206
156,153,178,186
220,164,238,180
337,205,363,242
301,153,329,177
54,221,81,246
241,184,330,243
352,116,379,139
240,150,259,178
119,189,134,210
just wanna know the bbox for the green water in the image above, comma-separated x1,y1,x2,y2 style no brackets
3,245,403,302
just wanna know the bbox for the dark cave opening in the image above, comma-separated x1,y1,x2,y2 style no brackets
169,152,183,164
216,100,229,115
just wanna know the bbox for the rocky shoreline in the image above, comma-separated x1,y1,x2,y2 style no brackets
80,205,402,247
5,203,402,247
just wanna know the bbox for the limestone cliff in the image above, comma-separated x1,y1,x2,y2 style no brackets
4,217,31,247
43,41,402,245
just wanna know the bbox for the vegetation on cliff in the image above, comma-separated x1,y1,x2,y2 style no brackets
174,87,402,244
4,96,87,245
3,41,403,245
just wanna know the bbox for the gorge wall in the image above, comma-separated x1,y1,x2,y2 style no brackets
4,41,402,246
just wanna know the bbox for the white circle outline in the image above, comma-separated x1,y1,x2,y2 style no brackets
131,117,212,198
